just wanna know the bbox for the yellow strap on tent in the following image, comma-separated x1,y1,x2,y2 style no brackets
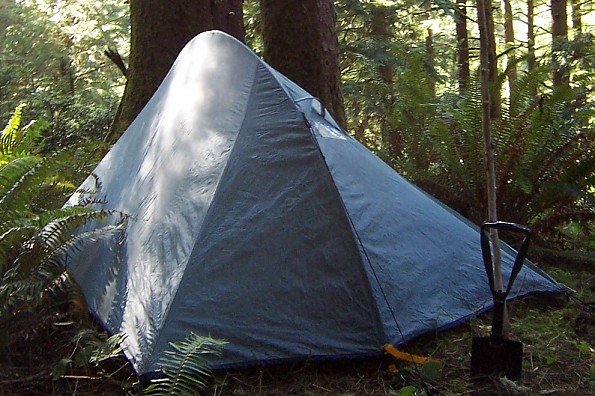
383,344,434,364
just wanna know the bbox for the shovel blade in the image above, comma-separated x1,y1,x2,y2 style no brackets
471,336,523,380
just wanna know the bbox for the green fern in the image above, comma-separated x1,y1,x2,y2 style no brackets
0,104,26,157
0,212,124,319
0,104,128,393
0,104,46,163
0,156,42,196
0,107,126,323
146,333,226,396
392,69,594,254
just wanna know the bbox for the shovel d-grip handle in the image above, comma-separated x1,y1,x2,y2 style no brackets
480,221,531,337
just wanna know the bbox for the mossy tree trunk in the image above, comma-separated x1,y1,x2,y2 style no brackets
106,0,245,142
260,0,346,129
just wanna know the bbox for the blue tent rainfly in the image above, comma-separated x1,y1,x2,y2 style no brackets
66,30,563,375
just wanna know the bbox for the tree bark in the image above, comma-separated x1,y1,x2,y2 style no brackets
425,28,436,99
369,4,399,155
475,0,500,119
455,0,470,95
260,0,346,129
570,0,581,36
106,0,245,142
214,0,245,40
502,0,517,97
527,0,536,74
551,0,569,90
371,6,393,87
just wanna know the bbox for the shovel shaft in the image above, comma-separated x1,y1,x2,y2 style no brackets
491,292,507,338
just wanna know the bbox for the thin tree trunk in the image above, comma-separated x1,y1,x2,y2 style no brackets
570,0,582,36
371,6,393,88
477,0,504,295
551,0,569,90
260,0,346,128
502,0,517,99
370,4,398,156
425,28,436,99
455,0,470,94
0,0,13,43
527,0,536,74
476,0,500,119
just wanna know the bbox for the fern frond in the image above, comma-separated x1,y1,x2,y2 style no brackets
52,223,125,266
0,225,37,272
147,333,226,396
71,330,127,367
0,151,70,215
38,210,123,252
0,262,64,319
0,105,25,156
0,207,94,236
0,206,125,321
0,156,41,195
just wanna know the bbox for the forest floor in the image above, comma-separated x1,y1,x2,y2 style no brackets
1,265,592,395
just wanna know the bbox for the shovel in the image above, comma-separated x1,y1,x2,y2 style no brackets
470,221,531,380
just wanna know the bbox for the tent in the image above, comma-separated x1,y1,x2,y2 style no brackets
66,30,562,375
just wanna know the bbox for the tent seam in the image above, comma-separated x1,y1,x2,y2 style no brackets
301,116,394,346
144,60,262,374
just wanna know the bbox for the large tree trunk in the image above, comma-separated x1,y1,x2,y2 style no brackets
214,0,245,40
106,0,245,142
260,0,346,128
551,0,569,90
455,0,470,95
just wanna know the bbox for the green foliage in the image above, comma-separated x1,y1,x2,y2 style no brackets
146,333,226,396
337,0,451,152
0,155,124,320
0,106,131,394
72,330,127,366
0,104,48,163
52,331,127,380
243,0,262,55
0,107,125,347
334,0,594,264
390,385,426,396
0,0,128,148
421,361,442,382
392,69,594,255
